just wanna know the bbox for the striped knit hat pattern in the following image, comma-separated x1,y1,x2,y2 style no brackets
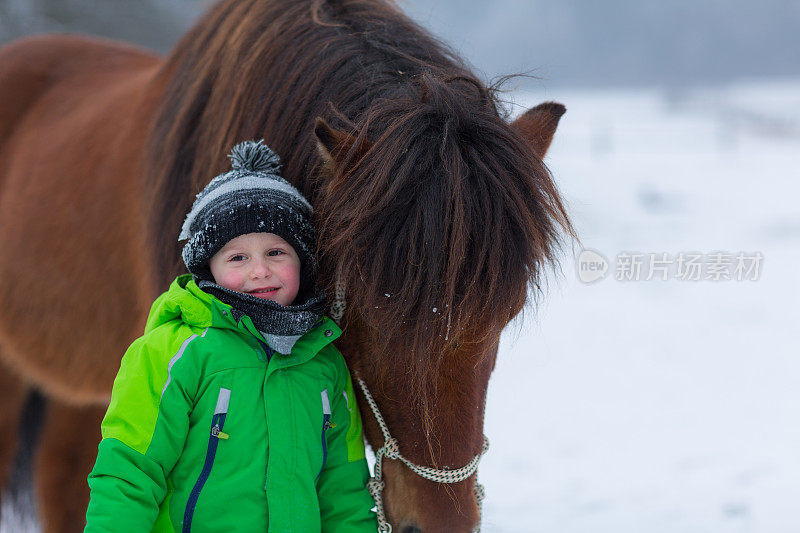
178,140,316,291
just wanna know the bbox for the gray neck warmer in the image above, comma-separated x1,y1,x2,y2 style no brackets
196,277,326,354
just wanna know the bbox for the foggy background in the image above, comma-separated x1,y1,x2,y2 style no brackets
2,0,800,89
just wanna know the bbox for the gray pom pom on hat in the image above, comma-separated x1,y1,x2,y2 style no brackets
228,139,282,173
178,140,316,295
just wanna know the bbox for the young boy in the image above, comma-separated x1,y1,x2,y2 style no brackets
84,140,377,532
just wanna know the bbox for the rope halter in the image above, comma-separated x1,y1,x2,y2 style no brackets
331,274,489,533
356,377,489,533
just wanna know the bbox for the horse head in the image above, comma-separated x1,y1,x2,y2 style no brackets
311,74,573,532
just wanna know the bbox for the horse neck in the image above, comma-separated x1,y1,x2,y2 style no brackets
154,0,467,186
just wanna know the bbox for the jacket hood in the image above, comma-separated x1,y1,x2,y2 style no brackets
144,274,226,334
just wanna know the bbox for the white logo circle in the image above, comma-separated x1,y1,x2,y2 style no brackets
577,249,609,283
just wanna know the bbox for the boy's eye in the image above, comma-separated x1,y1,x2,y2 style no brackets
267,249,284,257
229,254,246,262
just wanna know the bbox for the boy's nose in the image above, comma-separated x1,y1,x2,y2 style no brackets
251,261,271,278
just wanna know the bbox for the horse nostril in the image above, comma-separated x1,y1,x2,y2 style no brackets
402,527,422,533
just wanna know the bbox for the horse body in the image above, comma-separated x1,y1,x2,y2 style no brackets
0,35,163,401
0,1,573,531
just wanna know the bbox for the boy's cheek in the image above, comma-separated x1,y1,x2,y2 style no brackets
217,270,246,291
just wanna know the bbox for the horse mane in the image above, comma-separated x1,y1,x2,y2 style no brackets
144,0,573,404
146,0,464,277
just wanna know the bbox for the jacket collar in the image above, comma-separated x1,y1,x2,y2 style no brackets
149,274,340,360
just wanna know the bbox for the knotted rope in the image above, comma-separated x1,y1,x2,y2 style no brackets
357,377,489,533
330,276,489,533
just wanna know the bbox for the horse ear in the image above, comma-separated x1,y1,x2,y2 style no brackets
510,101,566,159
314,118,371,172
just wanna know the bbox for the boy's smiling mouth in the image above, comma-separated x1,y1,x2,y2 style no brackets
248,287,280,299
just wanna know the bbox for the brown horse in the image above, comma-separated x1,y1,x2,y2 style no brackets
0,0,573,531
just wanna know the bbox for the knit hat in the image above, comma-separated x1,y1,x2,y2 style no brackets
178,140,316,296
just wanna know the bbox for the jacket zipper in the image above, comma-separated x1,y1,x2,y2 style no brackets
256,338,273,362
183,387,230,533
316,389,332,482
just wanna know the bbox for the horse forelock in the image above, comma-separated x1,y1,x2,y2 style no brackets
315,74,572,407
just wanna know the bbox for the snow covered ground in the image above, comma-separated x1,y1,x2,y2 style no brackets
4,79,798,531
476,79,800,532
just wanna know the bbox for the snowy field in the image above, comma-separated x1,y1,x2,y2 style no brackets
477,79,800,533
4,79,799,531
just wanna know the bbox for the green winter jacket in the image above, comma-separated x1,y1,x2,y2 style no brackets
85,274,377,532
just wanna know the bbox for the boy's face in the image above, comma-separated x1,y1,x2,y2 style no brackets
209,232,301,306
